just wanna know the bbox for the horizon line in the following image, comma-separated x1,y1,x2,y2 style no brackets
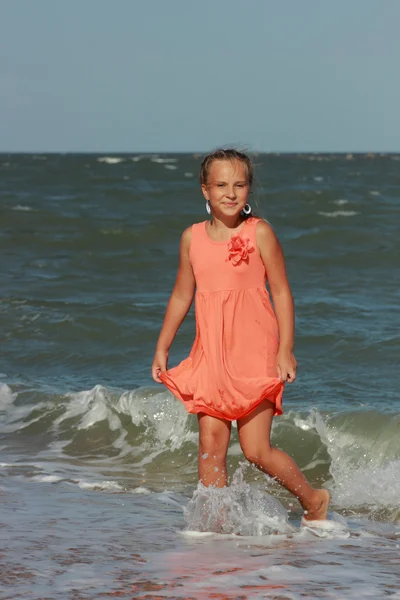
1,150,399,155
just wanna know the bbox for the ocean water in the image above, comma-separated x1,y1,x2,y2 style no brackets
0,153,399,599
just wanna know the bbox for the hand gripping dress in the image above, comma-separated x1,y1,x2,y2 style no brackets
160,217,284,420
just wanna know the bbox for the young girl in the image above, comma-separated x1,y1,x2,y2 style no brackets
152,148,330,523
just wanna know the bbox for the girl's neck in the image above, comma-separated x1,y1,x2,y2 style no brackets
209,215,247,231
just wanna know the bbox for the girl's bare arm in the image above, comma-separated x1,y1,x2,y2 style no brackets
152,227,195,382
256,220,297,382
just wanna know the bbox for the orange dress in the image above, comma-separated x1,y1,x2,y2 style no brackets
160,217,284,420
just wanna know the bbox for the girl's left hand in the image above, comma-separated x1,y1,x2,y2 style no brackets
277,349,297,383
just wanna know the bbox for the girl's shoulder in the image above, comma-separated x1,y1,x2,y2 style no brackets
181,221,205,248
254,217,273,232
183,221,207,238
246,216,273,238
254,218,281,252
190,220,207,230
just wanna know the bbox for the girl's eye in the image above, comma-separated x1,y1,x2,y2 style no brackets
236,184,245,188
217,183,225,187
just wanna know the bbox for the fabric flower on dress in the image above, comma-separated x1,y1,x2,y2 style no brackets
226,235,254,266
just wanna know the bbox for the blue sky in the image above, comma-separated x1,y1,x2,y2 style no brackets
1,0,399,152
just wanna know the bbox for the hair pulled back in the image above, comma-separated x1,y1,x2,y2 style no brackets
199,148,254,187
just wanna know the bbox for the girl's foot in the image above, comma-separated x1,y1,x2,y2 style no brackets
303,489,330,521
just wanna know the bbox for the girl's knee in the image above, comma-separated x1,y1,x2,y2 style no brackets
199,432,227,461
241,444,272,467
198,414,230,460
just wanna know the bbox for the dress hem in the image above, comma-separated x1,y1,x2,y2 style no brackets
184,395,283,420
159,372,284,421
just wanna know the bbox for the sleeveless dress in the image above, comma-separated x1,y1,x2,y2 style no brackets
159,217,284,420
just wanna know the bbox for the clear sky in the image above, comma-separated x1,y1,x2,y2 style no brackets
1,0,399,152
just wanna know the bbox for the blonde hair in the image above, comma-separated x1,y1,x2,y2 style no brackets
199,148,254,187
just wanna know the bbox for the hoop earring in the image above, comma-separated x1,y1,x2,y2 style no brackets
241,203,252,216
206,201,211,215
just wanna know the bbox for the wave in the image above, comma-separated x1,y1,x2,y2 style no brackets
150,157,179,164
0,383,399,518
11,204,34,211
96,157,125,164
317,210,358,218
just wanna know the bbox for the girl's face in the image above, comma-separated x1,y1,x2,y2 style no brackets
202,159,250,217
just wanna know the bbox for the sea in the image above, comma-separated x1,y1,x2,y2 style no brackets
0,152,399,599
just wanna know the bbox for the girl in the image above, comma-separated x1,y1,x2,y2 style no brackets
152,148,329,523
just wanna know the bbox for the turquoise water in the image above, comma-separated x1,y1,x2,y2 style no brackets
0,153,399,598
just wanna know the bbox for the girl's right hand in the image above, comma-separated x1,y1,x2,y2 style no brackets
151,349,169,383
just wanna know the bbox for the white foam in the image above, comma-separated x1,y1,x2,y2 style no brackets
52,385,134,458
369,190,380,196
164,164,177,170
75,479,124,492
181,530,215,537
301,516,350,538
55,385,121,431
313,176,324,182
318,210,358,218
12,205,33,211
151,157,178,164
97,157,124,164
32,474,62,484
116,388,194,450
0,383,17,410
333,198,349,205
293,410,400,513
184,172,194,177
331,459,400,511
184,466,293,536
51,386,194,464
131,486,152,494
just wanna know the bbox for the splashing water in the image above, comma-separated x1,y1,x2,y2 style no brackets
184,464,294,536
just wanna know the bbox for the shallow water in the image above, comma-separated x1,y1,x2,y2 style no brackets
1,152,399,597
2,477,399,599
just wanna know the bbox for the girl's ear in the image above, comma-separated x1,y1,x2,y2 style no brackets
201,184,209,201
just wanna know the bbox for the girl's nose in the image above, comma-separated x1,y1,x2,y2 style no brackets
226,187,236,198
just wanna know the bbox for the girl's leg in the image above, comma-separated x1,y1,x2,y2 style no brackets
197,413,231,487
237,400,330,520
